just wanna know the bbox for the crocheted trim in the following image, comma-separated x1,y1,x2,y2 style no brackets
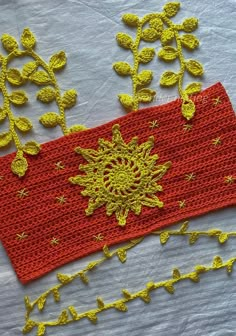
69,124,171,226
114,2,203,120
23,256,235,335
22,218,236,335
0,28,85,177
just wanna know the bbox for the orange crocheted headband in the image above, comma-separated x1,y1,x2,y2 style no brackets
0,82,235,283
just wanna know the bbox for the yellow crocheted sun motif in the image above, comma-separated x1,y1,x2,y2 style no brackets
69,124,171,226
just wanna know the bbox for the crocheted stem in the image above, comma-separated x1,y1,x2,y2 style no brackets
22,255,236,335
30,50,68,135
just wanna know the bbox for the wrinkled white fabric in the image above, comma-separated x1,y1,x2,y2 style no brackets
0,0,235,335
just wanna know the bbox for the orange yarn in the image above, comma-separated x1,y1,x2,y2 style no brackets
0,82,235,284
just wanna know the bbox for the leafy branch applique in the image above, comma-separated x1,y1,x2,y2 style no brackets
0,28,86,177
22,221,236,335
22,254,236,335
114,2,204,120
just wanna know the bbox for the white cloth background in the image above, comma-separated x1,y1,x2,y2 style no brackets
0,0,235,335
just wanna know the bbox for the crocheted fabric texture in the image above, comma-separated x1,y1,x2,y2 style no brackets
0,82,235,284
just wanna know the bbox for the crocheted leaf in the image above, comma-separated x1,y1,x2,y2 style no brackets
11,154,28,177
30,71,51,85
113,62,132,76
138,47,155,64
52,288,61,302
160,231,170,244
158,46,178,61
163,2,180,17
39,112,59,128
15,117,32,132
213,256,223,268
180,34,199,50
68,306,78,319
179,221,189,233
0,131,12,147
23,141,41,155
149,18,163,32
118,94,134,110
186,60,204,76
37,296,46,311
57,273,71,284
189,232,199,245
97,297,105,308
218,233,229,244
9,90,28,105
68,125,87,134
115,302,128,312
1,34,18,52
0,108,7,122
142,28,160,42
172,268,181,279
37,87,56,103
182,18,198,33
7,68,23,86
21,28,36,49
116,32,133,49
49,51,67,71
181,100,196,120
137,70,153,86
37,323,46,336
184,82,202,95
137,88,156,103
161,28,174,45
160,71,179,86
122,13,140,27
87,313,98,324
164,281,175,294
22,61,37,78
62,89,77,109
22,319,36,334
58,310,69,324
117,248,127,263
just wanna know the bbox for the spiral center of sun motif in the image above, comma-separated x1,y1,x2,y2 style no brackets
103,156,140,195
69,124,171,226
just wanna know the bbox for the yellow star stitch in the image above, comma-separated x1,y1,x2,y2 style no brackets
185,173,195,181
51,237,59,246
212,97,221,106
212,137,221,146
69,124,171,226
55,161,65,170
224,176,235,184
183,124,193,131
17,188,29,198
93,234,104,242
16,232,28,240
149,120,159,129
56,196,66,204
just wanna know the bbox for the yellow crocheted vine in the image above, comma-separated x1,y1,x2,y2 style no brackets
22,253,236,335
114,2,204,120
22,220,236,335
69,124,171,226
0,28,85,177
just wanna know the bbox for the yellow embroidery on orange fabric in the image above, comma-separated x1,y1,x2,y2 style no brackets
94,234,104,242
50,237,59,246
55,195,66,204
224,176,235,184
149,120,159,129
69,124,171,226
55,161,65,170
114,3,203,120
178,200,186,208
183,124,192,131
212,96,221,106
185,173,195,181
212,137,221,146
17,188,29,198
16,232,28,240
0,175,3,180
